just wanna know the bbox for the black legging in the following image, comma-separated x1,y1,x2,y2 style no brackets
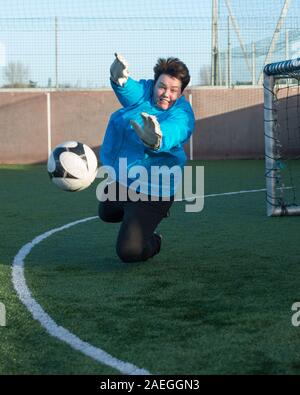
98,182,174,263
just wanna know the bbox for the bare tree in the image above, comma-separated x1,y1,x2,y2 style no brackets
3,61,30,88
199,64,211,86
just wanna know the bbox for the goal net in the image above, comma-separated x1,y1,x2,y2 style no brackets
264,57,300,216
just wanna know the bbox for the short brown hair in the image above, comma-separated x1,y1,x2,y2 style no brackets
153,57,190,92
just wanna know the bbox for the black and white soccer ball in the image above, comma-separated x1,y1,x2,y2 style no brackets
47,141,98,192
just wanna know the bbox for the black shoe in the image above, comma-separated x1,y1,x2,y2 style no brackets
153,232,162,255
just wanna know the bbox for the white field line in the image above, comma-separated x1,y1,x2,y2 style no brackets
11,187,271,374
176,187,267,202
12,216,150,375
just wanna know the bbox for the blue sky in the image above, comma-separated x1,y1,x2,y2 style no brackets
0,1,299,87
0,0,212,18
0,0,213,86
1,0,295,19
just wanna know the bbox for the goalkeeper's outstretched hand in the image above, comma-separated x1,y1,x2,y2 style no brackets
110,53,129,87
130,113,162,150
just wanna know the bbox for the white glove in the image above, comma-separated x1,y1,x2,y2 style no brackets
110,53,129,87
130,113,163,150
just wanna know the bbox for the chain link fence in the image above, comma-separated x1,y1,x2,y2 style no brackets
0,0,300,89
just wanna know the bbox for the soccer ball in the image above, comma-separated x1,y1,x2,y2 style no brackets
47,141,98,192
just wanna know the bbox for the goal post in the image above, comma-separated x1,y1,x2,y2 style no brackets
263,57,300,216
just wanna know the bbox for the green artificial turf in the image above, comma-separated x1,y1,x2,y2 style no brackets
1,161,300,374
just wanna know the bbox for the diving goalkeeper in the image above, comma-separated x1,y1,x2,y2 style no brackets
99,53,195,263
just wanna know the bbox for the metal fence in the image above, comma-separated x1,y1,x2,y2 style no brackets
0,0,299,89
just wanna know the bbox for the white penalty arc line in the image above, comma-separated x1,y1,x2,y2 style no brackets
177,186,292,202
12,216,150,375
11,187,268,375
175,187,267,202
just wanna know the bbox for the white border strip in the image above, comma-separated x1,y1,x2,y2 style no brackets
12,216,150,375
11,187,268,375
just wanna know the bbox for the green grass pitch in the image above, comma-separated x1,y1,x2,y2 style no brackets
1,161,300,374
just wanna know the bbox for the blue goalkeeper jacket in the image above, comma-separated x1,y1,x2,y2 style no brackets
100,77,195,197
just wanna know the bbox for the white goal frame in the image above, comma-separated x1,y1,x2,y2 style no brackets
263,57,300,216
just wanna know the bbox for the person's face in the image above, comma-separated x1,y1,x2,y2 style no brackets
153,74,182,110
